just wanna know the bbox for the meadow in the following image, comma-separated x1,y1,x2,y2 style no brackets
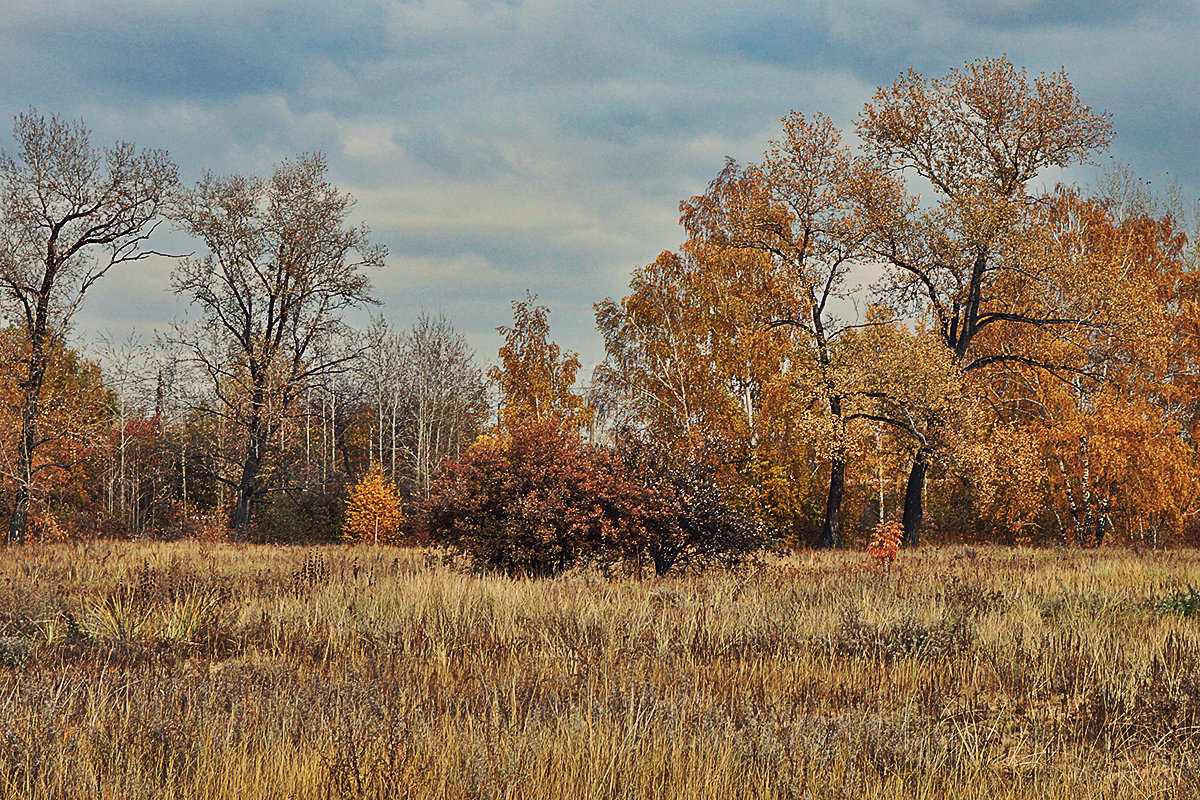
2,541,1200,799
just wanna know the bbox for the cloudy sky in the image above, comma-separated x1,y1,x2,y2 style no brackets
1,0,1196,374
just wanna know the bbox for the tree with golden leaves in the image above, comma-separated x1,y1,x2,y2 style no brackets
598,113,904,548
854,56,1115,546
489,294,591,434
976,187,1200,545
343,463,403,545
677,114,901,548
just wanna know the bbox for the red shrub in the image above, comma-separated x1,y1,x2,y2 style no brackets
422,421,643,577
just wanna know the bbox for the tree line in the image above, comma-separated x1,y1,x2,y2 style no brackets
2,56,1198,557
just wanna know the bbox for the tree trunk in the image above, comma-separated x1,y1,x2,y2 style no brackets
9,432,35,545
815,455,845,549
901,447,929,548
8,488,30,545
8,349,47,545
231,476,257,540
231,441,264,540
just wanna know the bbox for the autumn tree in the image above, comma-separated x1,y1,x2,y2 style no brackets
0,110,178,543
854,56,1114,546
343,462,403,544
677,114,898,548
0,329,114,540
490,294,590,433
594,242,817,542
598,114,913,548
976,188,1199,544
171,153,385,539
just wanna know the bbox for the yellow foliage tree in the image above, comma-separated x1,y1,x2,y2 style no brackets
489,294,591,434
343,464,404,545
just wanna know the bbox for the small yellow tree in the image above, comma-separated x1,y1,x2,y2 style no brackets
343,463,404,545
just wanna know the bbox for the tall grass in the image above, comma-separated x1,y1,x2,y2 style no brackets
1,541,1199,798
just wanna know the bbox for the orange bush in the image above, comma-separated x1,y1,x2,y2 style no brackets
867,520,902,566
343,464,404,545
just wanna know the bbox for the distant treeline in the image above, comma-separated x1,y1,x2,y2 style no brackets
2,56,1198,553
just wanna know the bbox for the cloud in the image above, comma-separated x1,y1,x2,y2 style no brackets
5,1,392,100
1,0,1198,373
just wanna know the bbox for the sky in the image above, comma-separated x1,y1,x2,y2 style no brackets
1,0,1197,377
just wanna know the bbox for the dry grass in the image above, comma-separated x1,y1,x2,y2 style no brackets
2,541,1200,798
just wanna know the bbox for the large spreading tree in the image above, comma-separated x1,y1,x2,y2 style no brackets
854,57,1115,545
171,153,385,539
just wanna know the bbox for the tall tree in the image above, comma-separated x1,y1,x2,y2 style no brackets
490,294,590,434
855,56,1114,546
679,114,891,548
978,188,1199,545
0,110,178,544
171,153,385,539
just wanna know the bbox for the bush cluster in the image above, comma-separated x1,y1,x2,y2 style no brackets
421,421,764,577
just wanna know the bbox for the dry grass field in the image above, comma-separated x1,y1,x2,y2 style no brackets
2,541,1200,798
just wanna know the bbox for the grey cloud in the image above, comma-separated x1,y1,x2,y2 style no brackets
400,125,512,179
950,0,1163,29
6,1,391,101
3,0,1199,373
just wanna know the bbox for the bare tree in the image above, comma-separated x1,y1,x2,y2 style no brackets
396,312,489,496
357,313,488,495
358,317,406,479
0,110,178,544
170,153,385,538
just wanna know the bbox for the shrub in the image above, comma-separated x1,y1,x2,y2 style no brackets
614,429,767,575
422,421,642,577
343,464,404,545
1155,584,1200,617
867,520,903,566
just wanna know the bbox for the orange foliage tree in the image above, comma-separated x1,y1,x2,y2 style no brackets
594,242,812,543
676,114,905,548
490,294,591,434
343,463,403,545
975,188,1200,544
0,330,114,540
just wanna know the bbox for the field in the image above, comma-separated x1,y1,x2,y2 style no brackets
2,542,1200,798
